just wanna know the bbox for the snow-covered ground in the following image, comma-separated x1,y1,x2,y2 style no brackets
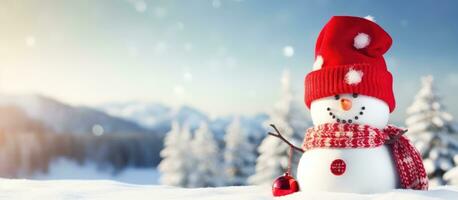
0,179,457,200
33,158,159,185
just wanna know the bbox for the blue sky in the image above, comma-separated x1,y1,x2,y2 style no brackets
0,0,457,123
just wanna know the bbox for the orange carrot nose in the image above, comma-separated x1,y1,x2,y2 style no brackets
340,98,352,111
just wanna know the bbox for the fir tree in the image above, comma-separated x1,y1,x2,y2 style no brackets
188,122,223,187
443,156,458,185
158,122,192,186
248,70,309,185
224,117,256,186
405,75,458,186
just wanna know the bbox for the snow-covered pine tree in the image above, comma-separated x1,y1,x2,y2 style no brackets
223,117,256,186
443,155,458,185
188,122,223,187
158,122,192,187
248,70,309,185
405,75,458,186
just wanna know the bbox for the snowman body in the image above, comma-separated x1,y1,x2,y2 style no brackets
297,146,398,193
297,93,399,193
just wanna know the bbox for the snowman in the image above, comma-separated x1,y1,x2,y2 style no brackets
270,16,428,195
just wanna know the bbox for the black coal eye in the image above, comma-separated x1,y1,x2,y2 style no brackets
334,95,340,100
352,93,358,98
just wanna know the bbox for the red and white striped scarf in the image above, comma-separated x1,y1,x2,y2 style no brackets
302,123,428,190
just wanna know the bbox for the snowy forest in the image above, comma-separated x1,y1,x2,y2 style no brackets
1,72,458,187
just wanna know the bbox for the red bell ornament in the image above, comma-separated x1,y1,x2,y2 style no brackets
272,172,299,197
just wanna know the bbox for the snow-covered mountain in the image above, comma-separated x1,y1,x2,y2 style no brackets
98,102,269,140
99,102,172,131
98,102,209,134
0,94,151,135
0,94,270,139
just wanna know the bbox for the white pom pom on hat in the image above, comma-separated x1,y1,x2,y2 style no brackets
354,33,371,49
312,55,323,71
345,68,364,85
364,15,376,22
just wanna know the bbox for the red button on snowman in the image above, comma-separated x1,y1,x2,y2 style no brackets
270,16,428,196
330,159,346,176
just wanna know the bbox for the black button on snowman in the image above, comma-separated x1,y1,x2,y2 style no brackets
270,16,428,196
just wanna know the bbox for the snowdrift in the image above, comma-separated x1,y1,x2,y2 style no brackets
1,179,458,200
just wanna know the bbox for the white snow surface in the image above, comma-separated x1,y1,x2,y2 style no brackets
33,158,159,185
0,179,458,200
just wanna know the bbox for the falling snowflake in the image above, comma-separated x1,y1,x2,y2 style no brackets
184,43,193,52
134,1,147,13
126,0,147,13
174,85,185,96
154,41,168,55
154,7,167,18
92,124,104,136
283,46,294,57
25,36,36,47
212,0,221,8
184,72,193,82
176,22,185,31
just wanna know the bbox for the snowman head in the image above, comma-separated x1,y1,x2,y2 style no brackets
304,16,396,128
310,93,389,129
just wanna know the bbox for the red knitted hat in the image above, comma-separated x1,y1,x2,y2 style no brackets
304,16,395,112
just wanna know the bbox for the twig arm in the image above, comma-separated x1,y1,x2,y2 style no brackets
268,124,304,153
